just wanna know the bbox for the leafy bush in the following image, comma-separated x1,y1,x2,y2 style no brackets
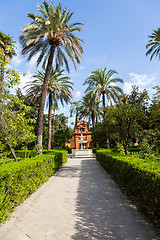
50,147,75,154
116,142,125,155
0,150,68,223
128,147,141,153
0,158,15,165
139,138,155,159
7,150,36,159
96,149,160,226
42,149,68,164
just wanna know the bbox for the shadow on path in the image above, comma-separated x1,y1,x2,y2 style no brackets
70,158,160,240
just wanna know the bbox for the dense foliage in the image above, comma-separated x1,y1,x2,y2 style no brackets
43,113,73,149
96,149,160,226
92,86,160,156
0,150,68,223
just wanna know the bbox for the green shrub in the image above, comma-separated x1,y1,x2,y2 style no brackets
139,138,155,159
96,149,160,226
0,150,68,223
116,142,125,155
0,158,15,165
42,149,68,164
7,150,36,159
44,147,75,154
128,147,141,153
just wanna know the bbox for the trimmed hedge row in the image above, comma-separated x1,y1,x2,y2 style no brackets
0,150,68,223
96,149,160,226
7,149,69,159
7,150,36,159
42,149,68,164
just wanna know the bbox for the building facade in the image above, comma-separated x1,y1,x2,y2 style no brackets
65,120,92,149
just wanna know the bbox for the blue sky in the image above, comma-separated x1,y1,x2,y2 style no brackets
0,0,160,124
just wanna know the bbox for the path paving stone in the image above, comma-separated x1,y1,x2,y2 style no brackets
0,157,160,240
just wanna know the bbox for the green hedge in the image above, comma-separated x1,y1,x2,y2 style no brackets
7,150,36,159
46,147,75,154
0,150,68,223
96,149,160,226
128,147,141,153
42,149,68,164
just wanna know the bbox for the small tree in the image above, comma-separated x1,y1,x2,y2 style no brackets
105,105,145,154
0,98,36,161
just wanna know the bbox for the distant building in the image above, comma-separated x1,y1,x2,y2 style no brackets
65,120,92,149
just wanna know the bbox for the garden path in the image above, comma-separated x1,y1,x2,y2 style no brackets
0,157,160,240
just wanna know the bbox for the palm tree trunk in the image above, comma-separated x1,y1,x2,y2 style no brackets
75,113,78,129
102,93,105,114
47,91,52,149
88,114,91,129
52,107,56,149
91,111,95,128
53,108,56,135
37,45,55,148
96,114,98,124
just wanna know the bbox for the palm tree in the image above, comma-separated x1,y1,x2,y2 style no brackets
146,28,160,61
0,32,16,95
19,1,84,147
70,101,80,128
25,68,73,149
84,67,123,114
78,93,101,128
47,69,73,149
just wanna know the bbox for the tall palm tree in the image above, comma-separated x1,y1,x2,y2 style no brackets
47,69,73,149
0,32,16,95
84,67,123,114
25,68,73,149
146,28,160,61
20,1,84,147
78,93,101,128
70,101,80,128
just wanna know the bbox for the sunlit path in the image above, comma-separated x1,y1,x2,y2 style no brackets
0,157,160,240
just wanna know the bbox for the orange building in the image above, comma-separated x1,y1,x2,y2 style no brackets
65,120,92,149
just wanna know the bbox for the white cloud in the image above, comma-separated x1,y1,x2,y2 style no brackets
123,82,133,94
12,54,23,66
128,73,156,87
26,54,39,69
11,43,23,67
123,73,157,94
78,66,86,70
76,91,81,98
19,71,32,93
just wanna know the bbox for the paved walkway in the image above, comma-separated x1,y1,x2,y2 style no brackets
0,157,160,240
